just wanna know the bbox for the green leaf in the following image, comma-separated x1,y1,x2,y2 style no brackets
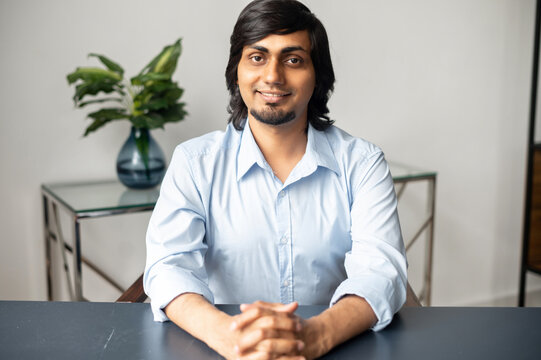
83,108,128,136
136,98,169,111
74,81,118,102
77,97,123,108
67,67,122,84
159,103,187,124
163,87,184,103
130,113,167,129
141,81,177,93
88,53,124,75
88,108,128,120
138,38,182,77
84,118,111,136
131,72,170,85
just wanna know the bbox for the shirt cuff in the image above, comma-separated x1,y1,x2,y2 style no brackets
330,275,405,332
145,268,215,322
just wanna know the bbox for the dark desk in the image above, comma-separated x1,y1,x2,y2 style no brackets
1,301,540,359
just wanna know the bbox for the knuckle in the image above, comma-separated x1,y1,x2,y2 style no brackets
267,316,277,327
256,328,266,341
260,339,273,352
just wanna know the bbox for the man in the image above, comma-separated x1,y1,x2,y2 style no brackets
144,0,407,359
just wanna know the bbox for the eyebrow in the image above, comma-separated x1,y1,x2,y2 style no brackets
249,45,308,54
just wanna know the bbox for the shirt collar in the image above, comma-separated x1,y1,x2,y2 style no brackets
304,123,340,176
236,120,341,182
236,120,268,181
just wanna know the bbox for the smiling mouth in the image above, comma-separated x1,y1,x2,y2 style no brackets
256,90,291,103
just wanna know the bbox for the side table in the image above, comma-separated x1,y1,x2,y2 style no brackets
42,180,160,301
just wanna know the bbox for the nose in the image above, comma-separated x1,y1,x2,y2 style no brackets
263,58,284,85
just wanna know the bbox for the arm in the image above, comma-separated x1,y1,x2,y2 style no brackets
299,295,376,358
165,293,236,359
331,151,407,330
144,146,214,321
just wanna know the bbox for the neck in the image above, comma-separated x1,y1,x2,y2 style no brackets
248,115,308,183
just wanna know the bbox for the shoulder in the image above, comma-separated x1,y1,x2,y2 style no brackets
322,126,391,195
323,125,383,162
173,123,241,160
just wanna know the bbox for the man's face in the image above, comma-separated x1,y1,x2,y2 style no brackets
237,30,316,127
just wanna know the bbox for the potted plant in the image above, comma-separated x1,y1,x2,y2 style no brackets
67,39,187,188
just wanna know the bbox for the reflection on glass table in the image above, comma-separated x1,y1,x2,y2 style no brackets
42,180,160,301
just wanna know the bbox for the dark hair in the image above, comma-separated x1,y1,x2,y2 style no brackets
225,0,335,130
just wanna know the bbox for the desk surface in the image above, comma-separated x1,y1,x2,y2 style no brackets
1,301,539,360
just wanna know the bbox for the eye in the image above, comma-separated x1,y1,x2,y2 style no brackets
250,55,264,63
286,57,304,66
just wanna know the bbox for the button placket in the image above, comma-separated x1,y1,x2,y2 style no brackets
276,188,292,304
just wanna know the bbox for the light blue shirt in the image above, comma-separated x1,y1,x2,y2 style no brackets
144,121,407,331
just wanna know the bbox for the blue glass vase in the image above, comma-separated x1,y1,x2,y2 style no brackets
116,127,166,189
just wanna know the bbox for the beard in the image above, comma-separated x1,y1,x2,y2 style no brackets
250,106,295,126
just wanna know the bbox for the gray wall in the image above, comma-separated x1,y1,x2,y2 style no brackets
1,0,540,305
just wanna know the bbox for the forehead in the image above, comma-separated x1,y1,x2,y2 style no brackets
244,30,311,53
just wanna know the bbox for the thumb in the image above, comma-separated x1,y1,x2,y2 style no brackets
274,301,298,313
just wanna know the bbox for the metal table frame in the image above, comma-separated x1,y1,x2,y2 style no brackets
390,163,437,306
42,180,158,301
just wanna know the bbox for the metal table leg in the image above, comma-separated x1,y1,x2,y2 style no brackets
51,203,75,300
424,177,436,306
42,194,53,301
395,175,437,306
73,218,83,301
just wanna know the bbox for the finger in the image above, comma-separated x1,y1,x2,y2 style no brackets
274,301,298,314
237,326,301,355
231,306,265,330
241,301,298,314
240,301,279,312
233,306,300,331
251,314,302,333
240,351,305,360
236,328,279,354
237,350,267,360
255,338,305,356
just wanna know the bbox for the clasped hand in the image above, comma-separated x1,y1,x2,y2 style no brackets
229,301,306,360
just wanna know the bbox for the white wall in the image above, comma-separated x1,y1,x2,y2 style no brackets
1,0,540,305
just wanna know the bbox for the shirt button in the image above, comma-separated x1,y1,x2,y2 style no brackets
283,280,289,287
280,236,288,244
279,191,285,198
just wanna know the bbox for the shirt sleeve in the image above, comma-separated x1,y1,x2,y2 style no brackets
143,145,214,322
330,151,407,331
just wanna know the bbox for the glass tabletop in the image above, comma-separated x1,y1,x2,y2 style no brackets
42,180,160,214
388,161,436,182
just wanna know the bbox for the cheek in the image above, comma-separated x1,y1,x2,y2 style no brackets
237,65,255,91
300,76,316,101
237,77,251,103
236,70,250,101
299,67,316,99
